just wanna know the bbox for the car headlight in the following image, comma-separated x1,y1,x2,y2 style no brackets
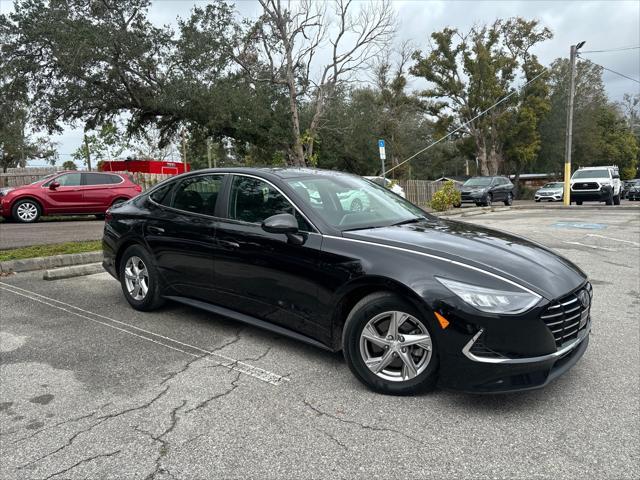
0,187,14,196
435,277,541,314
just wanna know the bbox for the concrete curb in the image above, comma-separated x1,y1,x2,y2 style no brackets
0,251,102,274
43,262,104,280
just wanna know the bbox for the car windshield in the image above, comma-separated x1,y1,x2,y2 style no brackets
572,169,610,179
286,175,429,231
543,183,563,188
30,173,56,184
463,177,492,187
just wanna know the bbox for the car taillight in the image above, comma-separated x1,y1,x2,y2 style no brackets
105,209,113,221
134,185,142,192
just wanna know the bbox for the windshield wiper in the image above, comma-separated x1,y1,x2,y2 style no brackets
391,217,424,226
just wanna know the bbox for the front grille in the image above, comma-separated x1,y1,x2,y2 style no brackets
540,285,591,347
572,182,599,190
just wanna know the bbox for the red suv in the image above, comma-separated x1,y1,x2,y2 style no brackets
0,171,142,223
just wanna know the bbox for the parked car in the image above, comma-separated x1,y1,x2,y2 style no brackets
627,180,640,200
570,166,622,205
0,171,142,223
459,176,514,206
622,179,639,199
534,182,564,202
364,176,406,198
104,168,591,395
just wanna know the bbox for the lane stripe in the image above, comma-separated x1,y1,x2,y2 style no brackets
561,241,616,251
585,233,640,247
0,282,288,386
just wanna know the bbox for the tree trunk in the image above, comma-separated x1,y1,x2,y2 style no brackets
84,135,93,171
487,145,500,175
475,136,490,176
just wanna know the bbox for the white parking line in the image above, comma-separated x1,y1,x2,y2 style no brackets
585,234,640,247
561,241,616,251
0,282,288,386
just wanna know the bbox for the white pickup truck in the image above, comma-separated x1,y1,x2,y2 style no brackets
570,166,622,205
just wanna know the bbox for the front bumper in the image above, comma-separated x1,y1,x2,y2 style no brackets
460,192,486,204
535,193,562,201
570,186,612,202
435,283,591,393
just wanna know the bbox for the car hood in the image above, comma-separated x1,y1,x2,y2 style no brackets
343,218,586,299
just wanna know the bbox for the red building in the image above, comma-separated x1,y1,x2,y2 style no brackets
99,160,190,175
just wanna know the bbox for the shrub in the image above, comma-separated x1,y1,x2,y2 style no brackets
429,181,461,212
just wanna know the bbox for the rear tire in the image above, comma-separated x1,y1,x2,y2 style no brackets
12,199,41,223
342,292,438,395
119,245,164,311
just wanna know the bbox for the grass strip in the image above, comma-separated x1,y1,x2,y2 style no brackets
0,240,102,262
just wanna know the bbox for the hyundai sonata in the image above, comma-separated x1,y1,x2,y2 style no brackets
103,168,591,394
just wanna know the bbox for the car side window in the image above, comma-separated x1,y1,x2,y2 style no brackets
172,175,223,216
149,182,175,206
83,173,112,186
229,176,310,231
53,173,82,187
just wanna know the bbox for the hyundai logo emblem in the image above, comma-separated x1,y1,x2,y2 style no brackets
578,290,590,309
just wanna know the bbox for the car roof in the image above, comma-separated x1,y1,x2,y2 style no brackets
190,167,359,180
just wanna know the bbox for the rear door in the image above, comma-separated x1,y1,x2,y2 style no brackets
143,174,224,302
41,173,85,213
82,173,123,211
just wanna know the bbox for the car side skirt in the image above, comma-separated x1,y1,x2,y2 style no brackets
164,295,334,352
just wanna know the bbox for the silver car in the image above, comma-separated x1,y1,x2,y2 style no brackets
534,182,564,202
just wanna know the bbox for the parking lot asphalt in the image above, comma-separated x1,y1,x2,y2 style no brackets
0,208,638,479
0,220,105,250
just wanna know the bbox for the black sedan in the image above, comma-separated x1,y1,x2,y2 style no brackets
102,168,591,395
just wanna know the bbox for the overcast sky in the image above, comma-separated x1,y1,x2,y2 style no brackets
2,0,638,166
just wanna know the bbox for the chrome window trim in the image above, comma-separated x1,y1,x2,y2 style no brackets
462,323,590,364
228,173,319,233
323,235,544,299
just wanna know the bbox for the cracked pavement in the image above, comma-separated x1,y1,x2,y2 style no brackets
1,208,638,479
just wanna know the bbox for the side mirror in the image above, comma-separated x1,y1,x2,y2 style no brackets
262,213,299,234
49,181,60,190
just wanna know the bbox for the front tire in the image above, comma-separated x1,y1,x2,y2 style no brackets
119,245,164,311
613,193,620,205
342,292,438,395
12,199,41,223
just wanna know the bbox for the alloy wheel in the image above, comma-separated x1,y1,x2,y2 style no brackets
16,202,38,222
359,311,433,382
124,256,149,301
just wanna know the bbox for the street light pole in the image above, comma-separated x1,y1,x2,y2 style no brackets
563,41,585,206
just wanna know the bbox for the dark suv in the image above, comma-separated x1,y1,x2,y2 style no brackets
459,176,514,207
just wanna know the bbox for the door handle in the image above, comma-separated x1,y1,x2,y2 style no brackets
147,226,165,234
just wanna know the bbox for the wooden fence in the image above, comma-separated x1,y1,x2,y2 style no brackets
1,168,456,204
396,179,458,206
0,167,60,188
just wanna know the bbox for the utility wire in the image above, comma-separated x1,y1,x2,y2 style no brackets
580,45,640,54
385,68,548,175
578,55,640,84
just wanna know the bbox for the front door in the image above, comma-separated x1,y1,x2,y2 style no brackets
42,173,85,213
143,174,224,302
213,175,327,342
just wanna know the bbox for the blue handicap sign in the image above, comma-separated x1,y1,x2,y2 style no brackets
378,139,385,148
552,222,607,230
